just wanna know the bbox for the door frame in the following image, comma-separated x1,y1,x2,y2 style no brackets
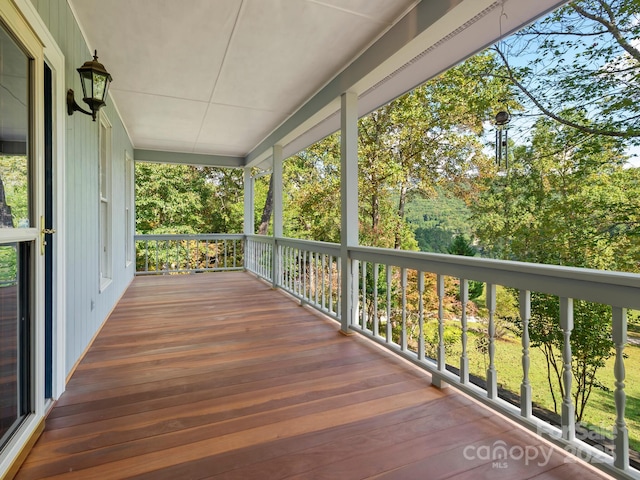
15,0,67,401
0,1,66,475
0,0,46,474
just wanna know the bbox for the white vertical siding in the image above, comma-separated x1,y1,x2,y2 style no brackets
31,0,135,375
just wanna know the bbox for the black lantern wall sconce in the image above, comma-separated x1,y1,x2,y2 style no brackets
67,50,113,121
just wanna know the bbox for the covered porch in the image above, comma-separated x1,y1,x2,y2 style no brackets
1,0,637,478
16,272,609,479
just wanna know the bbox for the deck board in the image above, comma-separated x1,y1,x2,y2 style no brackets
15,272,611,479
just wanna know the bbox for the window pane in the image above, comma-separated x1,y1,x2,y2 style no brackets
0,26,30,228
100,122,107,198
0,244,21,445
0,156,29,228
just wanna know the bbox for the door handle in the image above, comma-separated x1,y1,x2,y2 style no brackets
40,215,56,255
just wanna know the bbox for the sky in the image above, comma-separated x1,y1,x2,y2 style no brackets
489,5,640,169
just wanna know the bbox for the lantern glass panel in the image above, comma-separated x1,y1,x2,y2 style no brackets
93,72,107,101
80,71,93,100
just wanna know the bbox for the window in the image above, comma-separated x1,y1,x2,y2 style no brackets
125,150,133,266
99,112,112,290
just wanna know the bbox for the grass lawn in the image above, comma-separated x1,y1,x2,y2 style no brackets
439,325,640,452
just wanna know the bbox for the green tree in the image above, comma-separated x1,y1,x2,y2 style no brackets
135,163,246,234
283,135,342,243
136,163,210,233
263,53,515,251
447,234,484,301
496,0,640,142
447,234,476,257
414,227,454,253
470,115,639,421
509,294,614,422
358,52,515,249
0,156,28,227
202,167,244,233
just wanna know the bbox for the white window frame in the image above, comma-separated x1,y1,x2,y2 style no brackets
99,111,112,291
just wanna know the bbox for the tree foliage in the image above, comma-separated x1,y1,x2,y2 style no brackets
135,163,245,234
472,114,640,269
283,136,342,243
0,156,28,227
358,51,513,249
447,234,484,301
471,114,639,421
497,0,640,141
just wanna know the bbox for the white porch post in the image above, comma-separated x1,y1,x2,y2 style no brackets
340,91,358,334
243,167,254,269
243,167,255,235
272,145,284,287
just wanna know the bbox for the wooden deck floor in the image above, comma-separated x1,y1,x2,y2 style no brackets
16,273,611,479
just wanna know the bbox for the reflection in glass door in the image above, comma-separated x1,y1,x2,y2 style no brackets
0,244,29,447
0,20,34,450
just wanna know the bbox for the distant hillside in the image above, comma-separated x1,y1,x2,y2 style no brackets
404,193,473,253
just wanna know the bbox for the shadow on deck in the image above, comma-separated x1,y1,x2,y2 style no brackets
16,272,611,479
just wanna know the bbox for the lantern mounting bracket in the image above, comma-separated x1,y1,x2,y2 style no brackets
67,89,95,120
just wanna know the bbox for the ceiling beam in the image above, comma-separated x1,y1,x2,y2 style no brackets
134,149,243,168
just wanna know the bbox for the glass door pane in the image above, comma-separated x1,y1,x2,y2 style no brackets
0,23,30,229
0,243,29,446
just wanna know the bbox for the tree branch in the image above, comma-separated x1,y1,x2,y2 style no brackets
521,28,609,37
493,46,640,138
571,0,640,63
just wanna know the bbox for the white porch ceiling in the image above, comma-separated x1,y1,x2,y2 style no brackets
68,0,568,167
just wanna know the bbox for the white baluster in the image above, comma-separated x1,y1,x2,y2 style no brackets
314,252,319,306
613,306,629,470
418,271,425,361
303,250,306,296
437,274,445,372
386,265,392,343
373,263,379,337
520,290,532,418
336,256,342,312
362,261,368,330
278,244,283,286
460,279,469,384
401,268,407,351
304,250,308,300
298,249,303,297
486,283,497,399
351,259,359,327
560,297,575,441
286,247,291,290
321,253,326,311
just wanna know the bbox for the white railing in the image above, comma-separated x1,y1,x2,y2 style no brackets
245,236,342,319
276,238,342,320
245,235,274,282
345,245,640,479
135,234,244,274
136,232,640,478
